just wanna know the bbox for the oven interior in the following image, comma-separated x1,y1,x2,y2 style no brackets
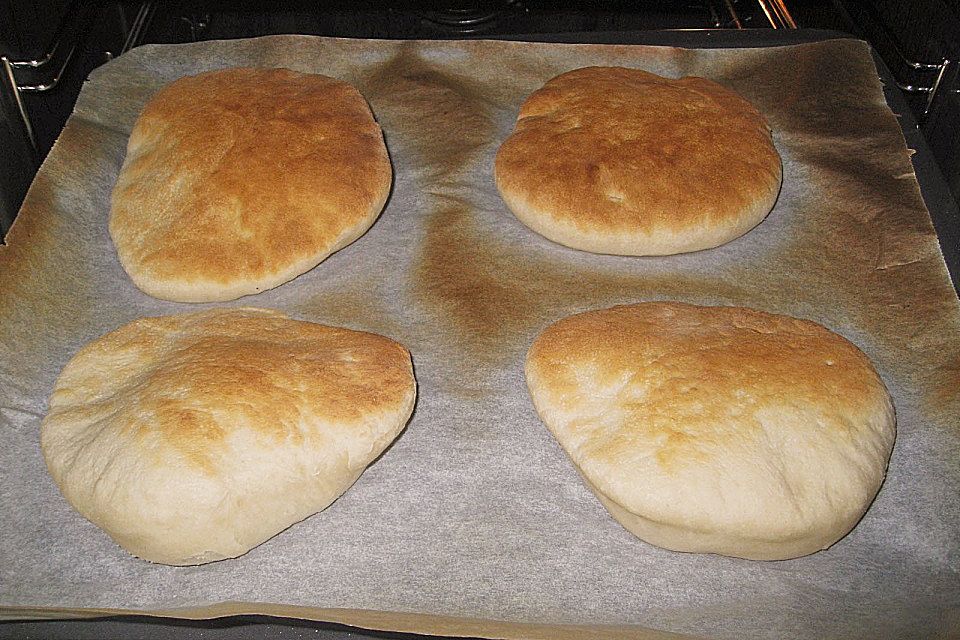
1,0,958,236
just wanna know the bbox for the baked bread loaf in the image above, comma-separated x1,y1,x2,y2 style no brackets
525,302,895,560
40,308,416,565
110,67,391,302
495,67,782,255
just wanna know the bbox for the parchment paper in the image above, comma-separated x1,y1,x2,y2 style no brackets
1,36,958,640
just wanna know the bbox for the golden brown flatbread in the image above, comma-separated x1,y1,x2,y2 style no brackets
110,68,392,302
525,302,895,560
41,308,416,565
495,67,782,255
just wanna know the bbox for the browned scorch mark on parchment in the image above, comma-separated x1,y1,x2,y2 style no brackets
380,45,754,370
414,203,752,367
359,44,496,182
711,40,960,422
0,124,103,399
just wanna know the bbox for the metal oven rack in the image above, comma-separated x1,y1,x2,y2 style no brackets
0,0,791,237
0,1,154,235
2,0,957,237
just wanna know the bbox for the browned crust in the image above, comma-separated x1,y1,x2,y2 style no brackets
109,67,392,302
525,302,896,560
495,67,782,255
40,308,416,564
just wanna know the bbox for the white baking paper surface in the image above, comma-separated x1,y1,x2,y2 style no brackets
0,36,958,639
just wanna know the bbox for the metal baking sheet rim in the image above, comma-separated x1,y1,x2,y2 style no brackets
0,603,699,639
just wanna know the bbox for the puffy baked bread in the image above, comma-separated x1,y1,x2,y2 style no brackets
494,67,782,255
110,67,392,302
40,308,416,565
525,302,895,560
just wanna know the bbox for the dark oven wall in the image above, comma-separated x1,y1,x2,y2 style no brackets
1,0,132,235
830,0,960,201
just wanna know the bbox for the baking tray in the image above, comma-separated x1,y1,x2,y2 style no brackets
1,28,957,640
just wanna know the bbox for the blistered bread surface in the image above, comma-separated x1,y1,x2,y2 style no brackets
525,302,895,560
109,67,392,302
40,308,416,565
495,67,782,255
